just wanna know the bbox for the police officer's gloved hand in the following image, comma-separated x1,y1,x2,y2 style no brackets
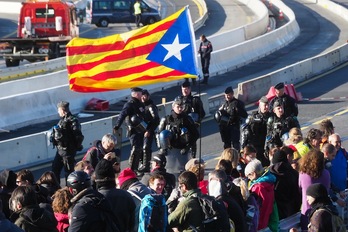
113,126,119,135
180,147,189,155
159,148,168,156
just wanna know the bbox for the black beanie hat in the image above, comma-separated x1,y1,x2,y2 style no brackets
95,159,115,182
306,183,328,199
272,150,288,164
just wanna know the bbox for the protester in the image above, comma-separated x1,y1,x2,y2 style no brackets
0,169,17,219
74,160,94,176
298,149,330,230
0,199,24,232
36,171,61,198
208,169,248,232
117,167,151,231
51,187,72,232
67,171,120,232
83,133,120,169
185,158,208,194
9,186,58,232
319,119,335,146
168,171,204,231
140,153,176,200
148,174,166,194
295,128,322,159
245,159,278,231
95,159,136,232
269,150,301,219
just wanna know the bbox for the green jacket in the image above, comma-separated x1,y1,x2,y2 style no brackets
168,189,203,232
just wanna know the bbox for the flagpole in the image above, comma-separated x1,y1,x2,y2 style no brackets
186,5,203,167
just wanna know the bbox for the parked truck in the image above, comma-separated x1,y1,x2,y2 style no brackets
0,0,79,67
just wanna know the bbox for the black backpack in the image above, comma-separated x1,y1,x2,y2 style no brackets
196,194,231,232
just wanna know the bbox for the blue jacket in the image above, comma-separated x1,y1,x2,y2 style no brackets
330,148,347,191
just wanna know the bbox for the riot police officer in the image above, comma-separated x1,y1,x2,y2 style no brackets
241,96,271,166
215,86,248,150
137,89,160,173
157,97,199,176
265,99,300,157
51,101,84,184
113,87,146,172
269,82,298,118
177,81,205,158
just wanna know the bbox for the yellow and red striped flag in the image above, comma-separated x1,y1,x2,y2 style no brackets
66,7,198,92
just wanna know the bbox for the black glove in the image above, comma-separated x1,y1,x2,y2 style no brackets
113,126,119,135
180,147,189,155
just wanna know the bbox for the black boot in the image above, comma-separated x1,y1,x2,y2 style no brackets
200,76,208,84
138,151,151,173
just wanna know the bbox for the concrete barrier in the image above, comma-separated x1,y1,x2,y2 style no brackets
0,93,208,170
238,43,348,104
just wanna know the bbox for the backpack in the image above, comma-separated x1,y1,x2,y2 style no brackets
138,193,168,232
196,194,231,232
311,207,345,232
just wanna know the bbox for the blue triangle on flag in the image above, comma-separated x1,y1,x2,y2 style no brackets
147,9,197,75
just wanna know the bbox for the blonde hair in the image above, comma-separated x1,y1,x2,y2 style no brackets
233,177,249,201
188,163,205,181
216,148,239,169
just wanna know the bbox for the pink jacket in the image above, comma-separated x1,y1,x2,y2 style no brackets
54,212,69,232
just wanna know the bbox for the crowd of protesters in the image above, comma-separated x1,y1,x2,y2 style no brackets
0,83,347,232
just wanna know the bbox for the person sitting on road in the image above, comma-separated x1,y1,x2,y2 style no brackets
51,187,72,232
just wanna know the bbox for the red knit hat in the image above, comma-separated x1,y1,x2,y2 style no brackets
118,168,137,187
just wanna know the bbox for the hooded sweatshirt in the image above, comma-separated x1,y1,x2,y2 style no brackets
249,170,277,230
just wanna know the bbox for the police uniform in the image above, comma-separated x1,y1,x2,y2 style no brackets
198,35,213,84
216,87,248,150
179,82,206,124
51,101,84,183
114,88,145,171
138,89,160,172
241,97,271,166
265,100,300,154
269,82,298,118
157,99,199,176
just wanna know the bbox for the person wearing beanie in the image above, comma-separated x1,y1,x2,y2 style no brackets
269,149,301,220
245,159,279,231
140,154,176,200
117,168,151,232
291,183,340,232
95,160,136,232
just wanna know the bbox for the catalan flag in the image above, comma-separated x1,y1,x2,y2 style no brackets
66,7,198,92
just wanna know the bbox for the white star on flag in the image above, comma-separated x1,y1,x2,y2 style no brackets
161,34,189,62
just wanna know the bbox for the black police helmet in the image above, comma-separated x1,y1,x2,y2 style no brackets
66,171,91,193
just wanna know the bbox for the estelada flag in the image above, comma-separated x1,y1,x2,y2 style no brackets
66,7,199,92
